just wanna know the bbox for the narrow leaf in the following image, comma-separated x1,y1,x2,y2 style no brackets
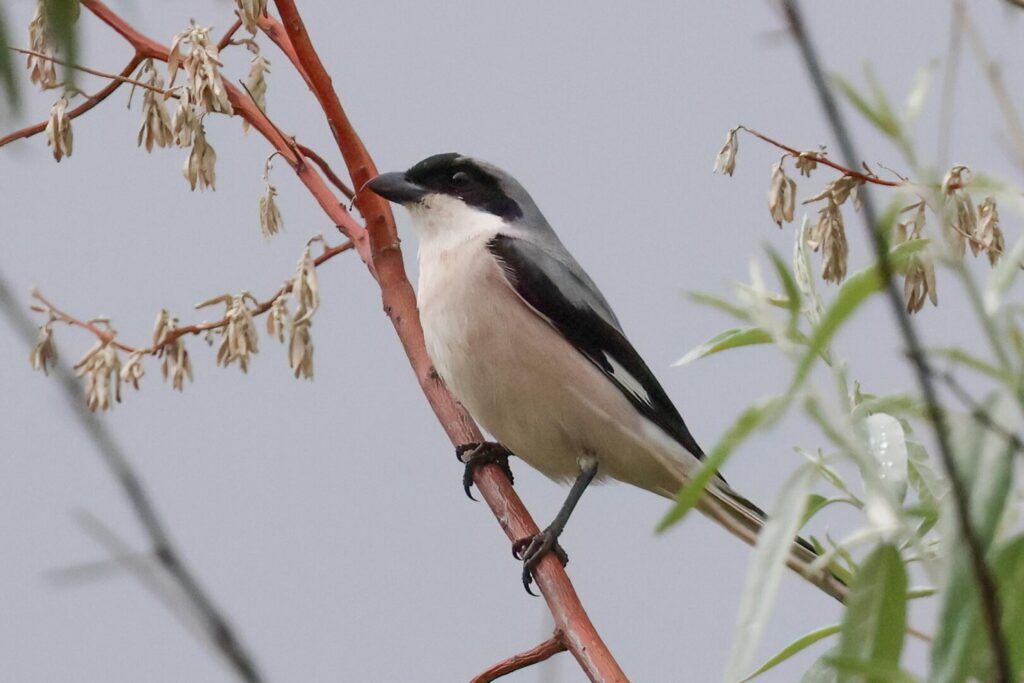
687,292,752,322
741,624,841,682
837,544,908,682
673,327,774,366
865,414,909,503
657,396,787,532
725,465,816,682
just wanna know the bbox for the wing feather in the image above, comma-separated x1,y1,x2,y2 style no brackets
487,234,707,462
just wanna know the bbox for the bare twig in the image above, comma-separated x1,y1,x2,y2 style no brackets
0,271,264,683
216,18,244,51
783,2,1011,680
470,633,567,683
297,143,354,199
938,371,1024,453
0,54,142,150
7,47,170,94
737,125,902,187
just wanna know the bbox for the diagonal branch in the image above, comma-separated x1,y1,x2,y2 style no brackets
470,632,567,683
269,2,627,680
782,2,1011,680
0,271,264,683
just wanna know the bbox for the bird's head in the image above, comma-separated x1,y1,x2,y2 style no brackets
367,153,531,241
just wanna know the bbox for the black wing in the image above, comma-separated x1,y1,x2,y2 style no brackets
487,234,706,461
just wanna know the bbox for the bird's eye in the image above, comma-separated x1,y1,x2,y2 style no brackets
450,171,471,188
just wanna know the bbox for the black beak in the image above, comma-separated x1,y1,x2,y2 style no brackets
366,172,427,204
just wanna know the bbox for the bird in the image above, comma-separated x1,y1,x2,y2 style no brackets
367,153,846,601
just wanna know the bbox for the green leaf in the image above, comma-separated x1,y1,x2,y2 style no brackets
791,240,928,389
851,394,925,422
826,655,920,683
673,327,774,366
837,544,908,683
950,393,1018,550
929,348,1004,382
801,647,840,683
902,65,932,128
864,414,908,503
833,71,899,141
932,536,1024,683
801,495,859,528
741,624,841,682
0,9,19,110
687,291,751,322
656,396,787,532
766,245,801,318
44,0,80,88
725,465,816,683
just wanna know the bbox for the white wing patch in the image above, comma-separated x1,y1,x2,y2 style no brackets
604,354,652,407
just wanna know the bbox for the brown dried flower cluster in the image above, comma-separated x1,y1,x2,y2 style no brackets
768,159,797,227
152,310,194,391
45,94,73,161
259,157,283,238
74,331,122,412
712,128,1015,313
197,292,261,372
136,59,174,152
288,242,320,380
242,48,270,134
235,0,269,34
26,1,58,89
29,320,58,375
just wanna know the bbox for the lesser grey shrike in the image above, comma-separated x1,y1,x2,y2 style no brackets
367,153,846,601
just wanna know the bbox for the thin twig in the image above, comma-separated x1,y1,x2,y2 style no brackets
782,2,1011,680
216,18,244,51
297,143,354,199
470,633,567,683
8,47,172,94
31,239,354,355
0,271,264,683
0,54,142,150
938,370,1024,453
737,125,901,187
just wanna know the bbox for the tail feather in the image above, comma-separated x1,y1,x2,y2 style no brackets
698,484,848,603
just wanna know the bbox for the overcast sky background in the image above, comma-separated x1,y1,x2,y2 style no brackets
2,1,1023,681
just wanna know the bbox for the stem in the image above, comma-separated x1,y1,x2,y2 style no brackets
783,2,1011,680
470,633,567,683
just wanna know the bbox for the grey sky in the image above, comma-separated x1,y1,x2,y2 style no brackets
2,1,1022,681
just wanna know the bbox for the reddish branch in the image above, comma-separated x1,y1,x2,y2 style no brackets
31,2,628,680
267,3,627,679
470,633,568,683
0,54,142,149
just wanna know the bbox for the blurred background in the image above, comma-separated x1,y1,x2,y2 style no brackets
2,1,1022,680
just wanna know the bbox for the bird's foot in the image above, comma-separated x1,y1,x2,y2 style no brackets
512,529,569,596
455,442,514,501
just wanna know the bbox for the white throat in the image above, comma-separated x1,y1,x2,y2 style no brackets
408,194,506,255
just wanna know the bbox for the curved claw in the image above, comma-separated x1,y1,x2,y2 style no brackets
513,530,569,595
456,442,514,501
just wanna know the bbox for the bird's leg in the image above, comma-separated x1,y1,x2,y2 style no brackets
456,442,514,501
513,455,598,595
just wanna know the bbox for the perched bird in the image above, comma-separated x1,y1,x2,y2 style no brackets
367,154,846,601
